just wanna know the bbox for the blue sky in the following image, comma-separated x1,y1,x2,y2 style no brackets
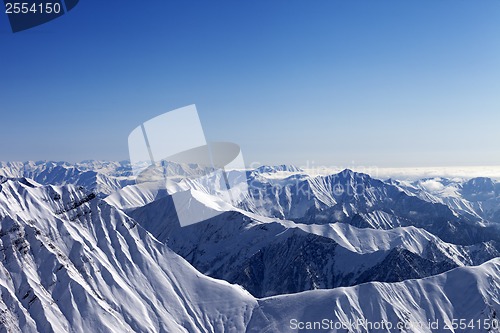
1,0,499,167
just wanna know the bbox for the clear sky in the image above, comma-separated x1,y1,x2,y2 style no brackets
1,0,499,167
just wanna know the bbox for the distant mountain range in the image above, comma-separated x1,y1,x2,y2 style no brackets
0,161,499,332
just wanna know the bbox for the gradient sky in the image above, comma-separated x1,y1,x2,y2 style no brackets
1,0,499,167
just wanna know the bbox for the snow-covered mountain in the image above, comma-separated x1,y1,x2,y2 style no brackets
249,258,500,333
0,177,260,332
102,162,500,296
252,164,303,174
390,176,500,224
1,161,499,332
240,170,500,246
0,161,133,198
125,186,499,297
7,161,499,235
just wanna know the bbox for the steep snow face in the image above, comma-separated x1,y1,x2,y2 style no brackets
127,189,499,297
113,168,465,234
7,161,498,244
0,161,132,178
0,163,499,332
390,176,500,224
240,170,500,245
0,161,134,197
102,166,500,297
105,181,171,211
287,222,500,265
4,161,499,229
1,179,499,333
0,179,257,333
253,165,303,173
247,258,500,333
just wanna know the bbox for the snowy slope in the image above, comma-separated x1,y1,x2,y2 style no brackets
7,160,492,235
1,177,498,332
243,170,500,245
0,161,133,197
127,188,499,297
390,176,500,224
0,178,257,332
0,165,499,332
247,258,500,333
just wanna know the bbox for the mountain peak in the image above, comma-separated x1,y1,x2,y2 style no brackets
254,164,303,173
